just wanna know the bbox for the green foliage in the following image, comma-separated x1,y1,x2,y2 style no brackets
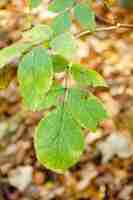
0,42,33,69
50,32,78,60
35,105,84,172
120,0,133,8
0,25,53,70
71,64,107,87
35,87,107,172
52,55,68,72
51,11,71,35
48,0,75,12
74,3,96,31
40,83,65,109
49,0,95,31
67,89,107,131
22,24,53,43
18,47,53,111
28,0,42,8
0,0,108,173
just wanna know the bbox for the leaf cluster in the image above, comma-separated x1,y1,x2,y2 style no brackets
0,0,108,172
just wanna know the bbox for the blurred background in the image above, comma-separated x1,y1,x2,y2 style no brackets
0,0,133,199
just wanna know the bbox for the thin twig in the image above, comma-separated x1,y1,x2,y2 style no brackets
76,23,133,38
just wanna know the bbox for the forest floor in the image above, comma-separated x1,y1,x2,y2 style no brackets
0,1,133,200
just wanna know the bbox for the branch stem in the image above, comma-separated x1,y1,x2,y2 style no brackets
76,23,133,38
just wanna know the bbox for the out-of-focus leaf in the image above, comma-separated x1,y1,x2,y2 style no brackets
103,0,116,6
119,0,133,8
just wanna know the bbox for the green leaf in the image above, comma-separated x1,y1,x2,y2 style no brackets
52,54,68,72
18,47,53,111
48,0,75,12
0,42,33,69
35,87,107,172
22,24,53,43
67,89,107,131
71,64,107,87
35,105,85,172
28,0,42,8
50,32,78,60
0,25,53,70
51,11,71,35
74,3,96,31
41,83,65,109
